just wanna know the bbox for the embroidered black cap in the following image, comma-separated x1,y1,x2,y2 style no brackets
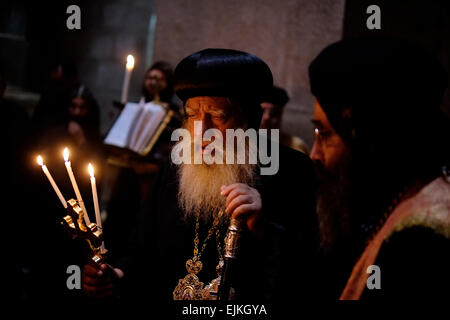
174,48,273,129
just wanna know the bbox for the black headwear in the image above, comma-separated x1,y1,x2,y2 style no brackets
308,37,448,145
265,86,290,108
309,37,450,229
309,36,450,198
174,48,273,129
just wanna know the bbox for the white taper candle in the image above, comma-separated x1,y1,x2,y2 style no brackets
63,148,90,225
88,163,105,253
121,54,135,104
37,156,67,208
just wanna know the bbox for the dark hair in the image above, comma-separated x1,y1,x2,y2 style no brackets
174,48,273,129
265,86,290,108
142,61,175,103
68,85,100,139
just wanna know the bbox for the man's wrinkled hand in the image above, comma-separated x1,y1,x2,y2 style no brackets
221,183,263,238
82,263,123,298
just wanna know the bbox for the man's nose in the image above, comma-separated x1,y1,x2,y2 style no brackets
199,114,213,134
310,140,324,163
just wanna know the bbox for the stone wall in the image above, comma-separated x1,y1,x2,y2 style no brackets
154,0,346,147
60,0,157,134
3,0,346,144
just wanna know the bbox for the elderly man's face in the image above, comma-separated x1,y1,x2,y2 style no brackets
185,96,243,150
178,96,255,223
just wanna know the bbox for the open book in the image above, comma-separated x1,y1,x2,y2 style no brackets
104,101,173,156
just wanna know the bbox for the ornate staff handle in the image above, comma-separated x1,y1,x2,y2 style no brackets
218,217,245,300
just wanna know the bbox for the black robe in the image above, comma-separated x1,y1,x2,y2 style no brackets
117,143,319,307
361,226,450,299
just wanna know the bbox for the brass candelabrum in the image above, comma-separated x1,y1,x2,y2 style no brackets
61,198,107,265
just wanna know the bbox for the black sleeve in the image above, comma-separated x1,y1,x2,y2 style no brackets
258,145,320,303
362,226,450,300
259,145,318,246
113,162,170,301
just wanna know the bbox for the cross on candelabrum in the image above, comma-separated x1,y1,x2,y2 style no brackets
61,198,107,265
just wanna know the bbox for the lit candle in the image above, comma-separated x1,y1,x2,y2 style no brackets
63,147,90,225
121,54,135,104
88,163,105,253
37,156,67,208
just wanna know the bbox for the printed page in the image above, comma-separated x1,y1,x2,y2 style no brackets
104,102,142,148
131,102,167,153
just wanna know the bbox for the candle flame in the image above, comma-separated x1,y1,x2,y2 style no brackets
37,155,43,166
88,163,94,178
63,147,69,162
126,55,135,70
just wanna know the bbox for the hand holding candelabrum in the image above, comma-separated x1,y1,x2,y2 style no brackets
83,183,264,299
82,263,124,298
37,149,116,292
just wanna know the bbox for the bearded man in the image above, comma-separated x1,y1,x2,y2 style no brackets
308,37,450,300
82,49,317,305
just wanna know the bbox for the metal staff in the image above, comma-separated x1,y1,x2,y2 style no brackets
218,217,245,300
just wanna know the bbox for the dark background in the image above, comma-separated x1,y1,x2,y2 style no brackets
1,0,449,147
1,0,449,303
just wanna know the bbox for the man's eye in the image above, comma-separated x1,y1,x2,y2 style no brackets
314,128,332,140
319,130,332,138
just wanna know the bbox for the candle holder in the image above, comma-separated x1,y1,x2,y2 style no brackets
61,198,107,265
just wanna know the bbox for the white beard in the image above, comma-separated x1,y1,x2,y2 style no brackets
177,162,257,224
